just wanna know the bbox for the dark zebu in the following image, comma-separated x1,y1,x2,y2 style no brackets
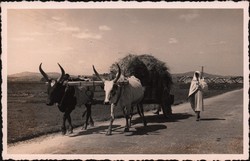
39,63,94,134
93,64,147,135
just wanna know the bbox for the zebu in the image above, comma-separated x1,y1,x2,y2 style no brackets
93,64,147,135
39,63,94,134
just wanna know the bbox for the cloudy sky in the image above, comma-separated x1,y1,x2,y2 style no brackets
6,7,245,76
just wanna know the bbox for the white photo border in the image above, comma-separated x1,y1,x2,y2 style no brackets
1,1,249,160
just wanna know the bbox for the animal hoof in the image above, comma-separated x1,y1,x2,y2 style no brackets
90,122,94,127
69,129,73,134
124,128,129,132
61,130,66,135
82,123,87,130
106,131,112,136
61,127,66,135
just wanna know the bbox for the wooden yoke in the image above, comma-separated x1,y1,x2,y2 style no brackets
117,79,129,86
67,80,129,87
67,81,103,87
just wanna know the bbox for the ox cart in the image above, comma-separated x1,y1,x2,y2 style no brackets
40,62,171,136
142,73,174,118
143,86,174,117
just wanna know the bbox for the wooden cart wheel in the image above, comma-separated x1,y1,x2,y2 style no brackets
161,104,168,118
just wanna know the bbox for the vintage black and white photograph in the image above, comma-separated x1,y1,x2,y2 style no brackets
1,2,249,160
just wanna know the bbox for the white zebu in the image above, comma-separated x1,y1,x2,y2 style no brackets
93,64,147,135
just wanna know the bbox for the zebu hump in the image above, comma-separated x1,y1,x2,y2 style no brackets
127,76,143,88
120,76,145,104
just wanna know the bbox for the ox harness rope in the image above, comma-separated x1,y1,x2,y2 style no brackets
114,85,123,106
113,79,129,106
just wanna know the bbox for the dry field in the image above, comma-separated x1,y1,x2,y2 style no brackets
7,81,243,144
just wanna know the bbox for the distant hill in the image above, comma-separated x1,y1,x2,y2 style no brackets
8,72,41,78
7,72,92,82
8,72,61,82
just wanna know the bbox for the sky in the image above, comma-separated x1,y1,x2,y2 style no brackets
6,7,245,76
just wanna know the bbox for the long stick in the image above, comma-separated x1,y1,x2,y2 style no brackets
201,66,204,79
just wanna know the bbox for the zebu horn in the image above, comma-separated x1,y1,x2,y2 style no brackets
57,63,65,82
39,63,50,82
92,65,104,83
113,64,121,83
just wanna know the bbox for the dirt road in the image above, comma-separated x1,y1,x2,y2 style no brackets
5,89,247,160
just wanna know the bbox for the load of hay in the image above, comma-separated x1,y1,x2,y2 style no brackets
110,54,173,102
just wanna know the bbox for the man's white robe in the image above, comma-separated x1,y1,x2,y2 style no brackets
188,71,208,112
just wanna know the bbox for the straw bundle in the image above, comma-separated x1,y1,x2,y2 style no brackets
110,54,173,91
